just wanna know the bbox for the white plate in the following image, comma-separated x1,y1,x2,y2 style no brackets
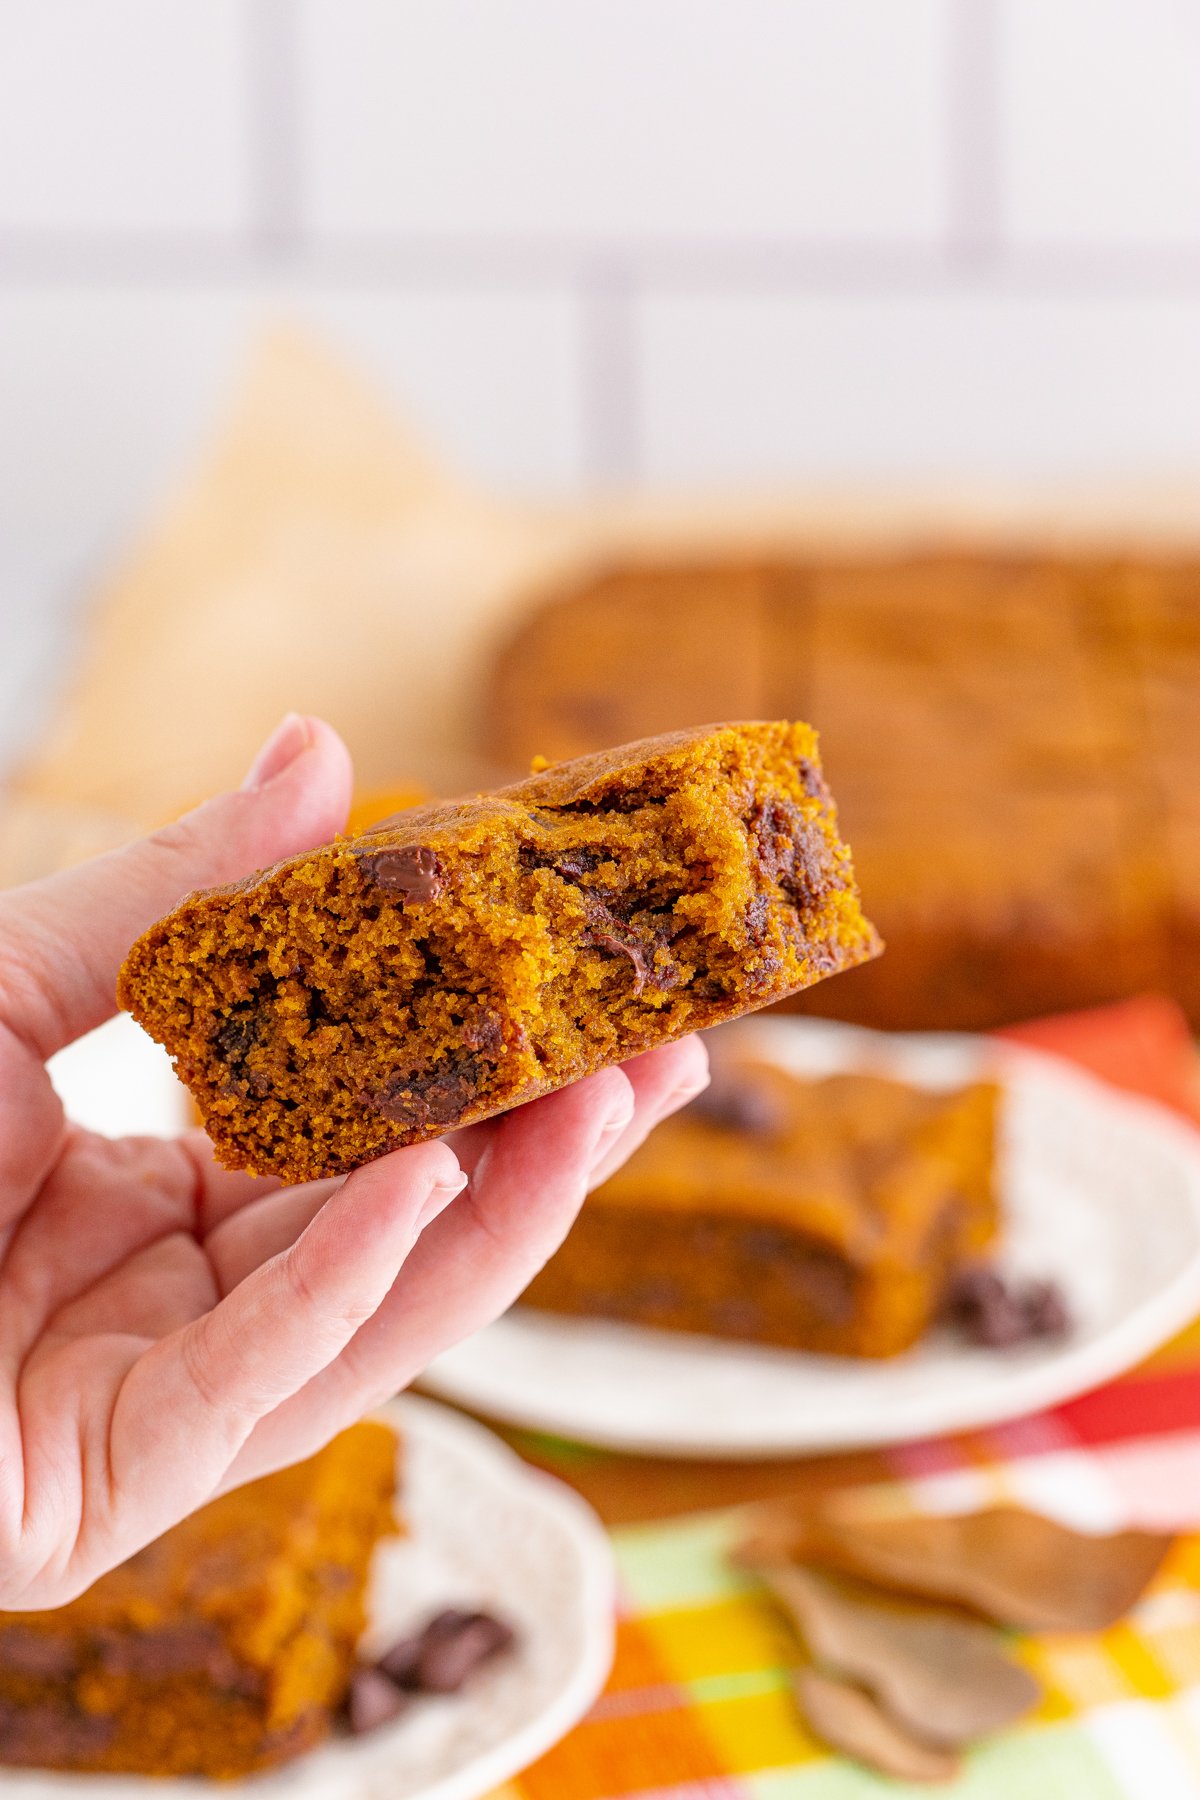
47,1012,190,1139
421,1018,1200,1458
0,1396,615,1800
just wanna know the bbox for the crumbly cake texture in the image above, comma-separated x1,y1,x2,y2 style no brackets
119,722,880,1183
522,1058,1000,1357
0,1421,399,1778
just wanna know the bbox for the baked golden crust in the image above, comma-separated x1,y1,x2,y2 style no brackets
0,1422,399,1778
119,723,880,1183
522,1058,1000,1357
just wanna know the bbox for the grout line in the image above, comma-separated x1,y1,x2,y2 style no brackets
0,232,947,288
1,233,1200,295
578,267,639,487
245,0,302,257
946,0,1003,267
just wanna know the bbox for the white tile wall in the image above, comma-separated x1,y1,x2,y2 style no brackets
1,0,1200,772
0,283,584,575
0,290,251,578
298,0,950,242
0,0,1194,514
1002,0,1200,246
295,287,583,488
635,290,1200,482
0,0,251,233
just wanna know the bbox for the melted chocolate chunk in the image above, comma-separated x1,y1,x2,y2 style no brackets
797,758,830,802
786,826,836,908
520,842,605,882
743,888,784,988
691,1070,787,1137
805,940,844,976
0,1698,115,1764
1021,1279,1071,1338
212,1008,271,1099
374,1630,422,1688
372,1056,484,1130
749,796,835,910
356,844,445,902
565,786,666,816
750,797,797,883
588,929,650,995
378,1610,516,1695
213,1010,256,1069
555,846,604,879
343,1666,412,1736
0,1627,77,1678
745,894,771,944
89,1623,255,1692
944,1266,1072,1348
582,891,688,996
461,1008,504,1057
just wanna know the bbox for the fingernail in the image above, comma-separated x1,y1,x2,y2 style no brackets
417,1171,468,1231
241,713,313,791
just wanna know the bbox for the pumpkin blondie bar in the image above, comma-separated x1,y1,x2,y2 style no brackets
119,722,880,1183
522,1055,1000,1357
0,1421,398,1778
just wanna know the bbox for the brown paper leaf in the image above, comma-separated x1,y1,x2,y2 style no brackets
762,1563,1041,1748
795,1667,961,1784
739,1499,1173,1632
10,328,569,833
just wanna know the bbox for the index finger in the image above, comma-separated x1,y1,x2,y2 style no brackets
0,717,350,1062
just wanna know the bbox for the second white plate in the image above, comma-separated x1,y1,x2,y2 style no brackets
421,1020,1200,1458
0,1397,614,1800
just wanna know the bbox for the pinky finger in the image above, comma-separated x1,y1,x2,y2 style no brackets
105,1140,464,1527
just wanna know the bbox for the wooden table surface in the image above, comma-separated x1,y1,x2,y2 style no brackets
489,1418,889,1527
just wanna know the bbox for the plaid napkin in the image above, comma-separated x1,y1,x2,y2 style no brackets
489,997,1200,1800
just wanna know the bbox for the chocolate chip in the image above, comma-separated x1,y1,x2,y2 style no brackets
565,786,664,816
356,844,445,902
581,890,689,997
944,1267,1072,1348
797,758,830,802
750,797,799,884
373,1056,483,1130
520,843,605,882
555,847,604,879
1018,1278,1071,1339
786,827,835,907
343,1666,412,1735
0,1699,114,1764
749,797,836,909
379,1610,515,1695
461,1008,504,1057
89,1623,255,1692
944,1268,1027,1348
375,1630,423,1688
745,895,771,944
212,1008,271,1099
691,1071,786,1137
213,1011,256,1069
588,928,649,995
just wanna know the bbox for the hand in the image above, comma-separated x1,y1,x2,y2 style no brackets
0,716,708,1609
